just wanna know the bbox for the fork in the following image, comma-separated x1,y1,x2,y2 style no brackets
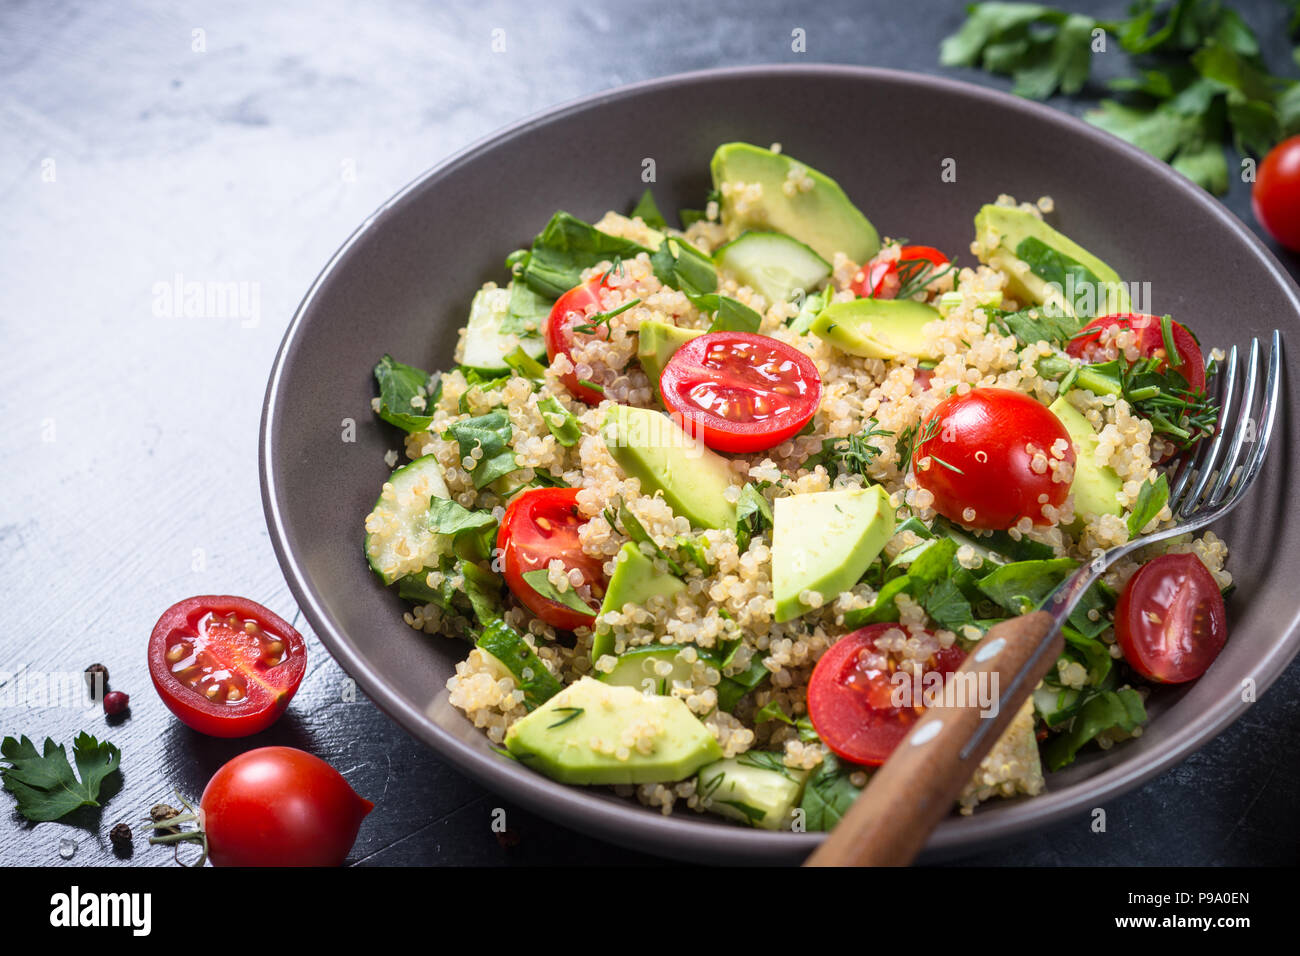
807,331,1282,867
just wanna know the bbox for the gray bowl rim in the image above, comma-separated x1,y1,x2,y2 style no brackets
260,63,1300,863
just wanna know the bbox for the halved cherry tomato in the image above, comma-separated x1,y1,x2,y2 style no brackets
1066,313,1206,393
850,245,949,299
1115,552,1227,683
198,747,373,867
149,596,307,738
498,487,606,630
807,623,965,766
658,332,821,453
912,387,1075,530
546,276,613,404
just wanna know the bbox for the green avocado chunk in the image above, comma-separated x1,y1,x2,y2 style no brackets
592,543,687,661
698,753,808,830
710,143,880,264
772,485,896,623
504,677,723,785
601,404,738,531
637,320,704,399
811,297,944,360
1048,396,1123,523
973,204,1129,318
599,644,697,694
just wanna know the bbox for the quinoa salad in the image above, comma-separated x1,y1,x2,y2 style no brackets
362,142,1230,831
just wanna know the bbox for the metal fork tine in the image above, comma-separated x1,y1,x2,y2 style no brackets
1173,344,1238,518
1220,331,1282,510
1206,338,1262,509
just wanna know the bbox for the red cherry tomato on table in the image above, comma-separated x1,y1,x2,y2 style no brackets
912,387,1075,530
149,596,307,738
807,623,966,767
658,331,822,453
199,747,373,867
1252,135,1300,252
498,487,607,630
546,276,615,404
849,245,949,299
1115,553,1227,684
1066,312,1206,393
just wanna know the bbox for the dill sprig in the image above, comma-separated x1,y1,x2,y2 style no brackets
572,297,641,335
894,255,957,300
804,418,894,478
895,415,941,468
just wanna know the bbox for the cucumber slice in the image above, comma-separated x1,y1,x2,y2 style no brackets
788,288,826,335
363,455,453,585
698,753,808,830
458,284,546,373
600,645,697,694
714,231,831,307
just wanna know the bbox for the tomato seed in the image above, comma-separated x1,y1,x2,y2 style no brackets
166,644,186,663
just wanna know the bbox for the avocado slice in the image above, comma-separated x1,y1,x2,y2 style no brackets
973,204,1129,318
601,404,738,531
698,754,808,830
1048,396,1123,522
811,298,944,360
637,320,704,399
713,231,831,307
710,143,880,263
592,543,688,661
772,485,896,623
504,677,723,785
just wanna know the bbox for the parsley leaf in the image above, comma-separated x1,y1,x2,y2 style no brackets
1,733,122,822
735,483,774,553
688,293,763,333
519,212,648,299
799,752,866,831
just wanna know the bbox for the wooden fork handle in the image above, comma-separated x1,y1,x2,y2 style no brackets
805,611,1060,867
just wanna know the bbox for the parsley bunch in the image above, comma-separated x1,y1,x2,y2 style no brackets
942,0,1300,193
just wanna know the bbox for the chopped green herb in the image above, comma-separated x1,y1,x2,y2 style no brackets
373,354,437,432
521,569,596,615
537,394,582,447
546,706,585,729
444,409,518,489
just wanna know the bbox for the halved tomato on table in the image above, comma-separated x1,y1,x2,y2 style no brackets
807,623,965,766
1115,552,1227,683
659,331,821,453
149,596,307,738
498,487,607,630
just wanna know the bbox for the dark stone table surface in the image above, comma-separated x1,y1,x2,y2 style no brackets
1,0,1296,866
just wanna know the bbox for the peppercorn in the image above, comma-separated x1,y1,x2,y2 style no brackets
84,663,109,701
109,822,133,855
103,690,130,716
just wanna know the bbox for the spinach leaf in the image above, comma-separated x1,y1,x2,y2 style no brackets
716,656,770,712
842,575,911,628
501,281,553,337
977,558,1080,614
427,498,499,563
675,534,712,572
1015,236,1105,318
1127,472,1170,536
537,394,582,447
476,619,562,710
800,753,866,831
688,293,762,333
519,212,648,299
630,188,667,230
530,467,570,488
922,576,977,633
397,557,500,625
1062,625,1113,686
650,236,717,296
373,354,437,432
735,484,774,553
521,569,596,615
444,409,518,489
1043,686,1146,771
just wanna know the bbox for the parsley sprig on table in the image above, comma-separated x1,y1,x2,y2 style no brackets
1,733,122,822
942,0,1300,193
